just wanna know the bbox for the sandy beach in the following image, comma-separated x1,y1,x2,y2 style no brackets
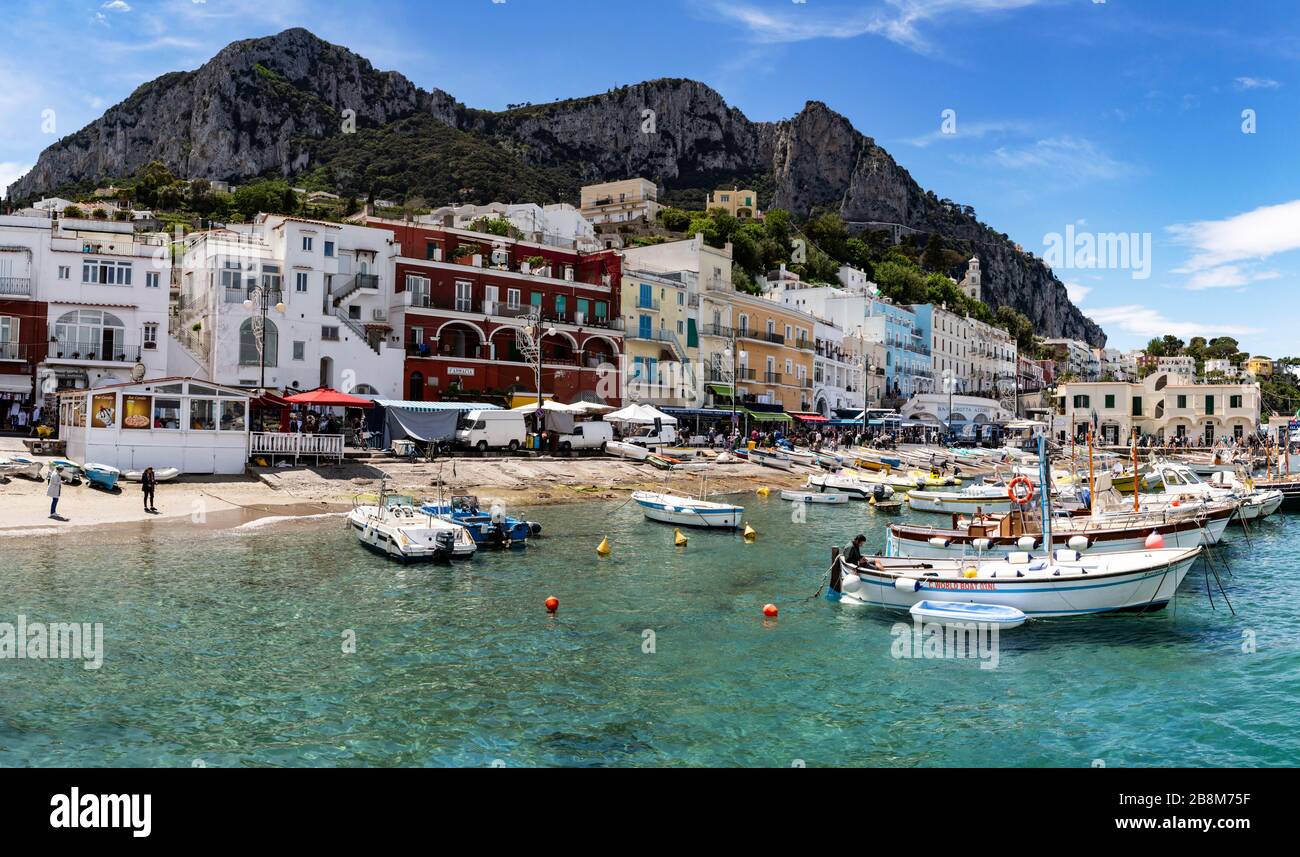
0,437,813,536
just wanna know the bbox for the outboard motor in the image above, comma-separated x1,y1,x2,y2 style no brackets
872,484,889,502
435,531,456,555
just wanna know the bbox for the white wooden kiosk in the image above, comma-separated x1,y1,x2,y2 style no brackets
58,377,252,475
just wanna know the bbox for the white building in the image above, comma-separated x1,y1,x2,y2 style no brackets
0,215,172,397
926,304,971,394
967,315,1016,395
420,202,598,251
960,256,981,301
178,215,404,397
1055,372,1261,446
1156,355,1195,382
1097,348,1139,382
1043,338,1096,381
1203,358,1243,379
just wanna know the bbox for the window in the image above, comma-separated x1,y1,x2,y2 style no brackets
302,236,314,252
455,281,472,312
220,262,244,291
1230,395,1242,409
58,266,70,280
1177,394,1187,409
153,398,181,430
221,401,246,431
555,295,566,319
425,241,439,261
405,275,430,307
143,323,158,350
321,326,340,342
82,260,132,285
677,292,684,306
348,305,361,320
1131,396,1143,417
507,288,521,310
324,241,335,258
53,309,125,359
239,318,278,367
1072,395,1090,409
530,292,543,309
1205,395,1215,415
261,265,281,291
639,315,652,340
293,341,305,361
146,271,160,289
190,399,217,431
296,272,309,293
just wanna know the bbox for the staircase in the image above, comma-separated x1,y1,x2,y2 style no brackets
330,273,379,303
335,308,381,355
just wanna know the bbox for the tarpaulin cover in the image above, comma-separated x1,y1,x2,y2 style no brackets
386,407,459,443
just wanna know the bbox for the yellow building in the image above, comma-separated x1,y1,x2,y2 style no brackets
726,291,815,414
1246,356,1274,377
621,270,699,407
580,178,661,225
706,188,760,219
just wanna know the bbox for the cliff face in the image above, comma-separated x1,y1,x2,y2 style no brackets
10,29,1103,346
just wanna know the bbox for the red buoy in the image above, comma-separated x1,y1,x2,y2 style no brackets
1144,531,1165,550
545,596,560,614
763,603,779,618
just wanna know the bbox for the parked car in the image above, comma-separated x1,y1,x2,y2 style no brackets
456,410,526,452
557,421,613,451
625,424,678,449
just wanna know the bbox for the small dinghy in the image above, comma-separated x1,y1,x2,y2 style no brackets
0,456,43,480
870,498,904,514
909,600,1027,630
606,441,650,461
49,459,83,484
632,491,744,529
780,489,849,504
747,448,794,472
124,467,181,483
82,463,121,492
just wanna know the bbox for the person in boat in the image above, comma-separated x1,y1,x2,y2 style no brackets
142,467,158,514
842,534,867,567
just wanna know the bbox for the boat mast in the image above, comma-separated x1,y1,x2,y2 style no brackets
1038,431,1052,554
1087,430,1096,520
1132,427,1140,514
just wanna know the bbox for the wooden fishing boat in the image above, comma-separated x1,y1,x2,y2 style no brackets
632,491,744,529
807,473,895,501
780,489,849,505
747,448,794,472
82,463,121,492
906,485,1020,514
0,455,43,480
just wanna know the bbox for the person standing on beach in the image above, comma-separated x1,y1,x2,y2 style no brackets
142,466,158,514
46,465,63,520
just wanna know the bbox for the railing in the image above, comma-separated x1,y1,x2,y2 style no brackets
800,379,814,390
628,328,687,361
702,323,733,338
736,368,757,381
636,297,661,311
334,309,381,355
794,337,813,351
0,277,32,296
0,342,30,360
407,292,624,330
764,372,783,384
49,340,141,363
250,432,345,464
225,286,285,306
331,272,380,301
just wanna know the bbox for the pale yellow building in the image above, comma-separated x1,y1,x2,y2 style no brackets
621,269,699,407
706,188,760,219
580,178,661,225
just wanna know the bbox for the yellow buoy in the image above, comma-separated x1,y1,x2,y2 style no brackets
756,487,770,497
743,524,757,542
674,529,689,547
596,536,611,556
964,568,978,579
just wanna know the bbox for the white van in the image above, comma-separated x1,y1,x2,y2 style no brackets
626,424,678,449
557,421,613,452
456,410,527,452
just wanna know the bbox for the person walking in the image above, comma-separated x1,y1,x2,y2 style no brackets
142,466,158,514
46,464,64,520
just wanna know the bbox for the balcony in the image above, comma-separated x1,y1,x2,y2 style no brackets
49,339,142,365
0,277,32,297
736,368,757,381
763,372,783,385
635,297,661,311
800,379,814,390
702,323,733,339
0,342,31,361
739,329,785,346
406,292,623,330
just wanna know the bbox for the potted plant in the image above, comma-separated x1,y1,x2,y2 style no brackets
452,244,479,265
526,255,547,273
191,322,202,333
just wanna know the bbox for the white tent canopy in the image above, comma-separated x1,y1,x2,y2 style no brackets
511,400,588,414
605,403,678,425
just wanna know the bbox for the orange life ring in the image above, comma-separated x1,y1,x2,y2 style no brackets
1008,477,1035,506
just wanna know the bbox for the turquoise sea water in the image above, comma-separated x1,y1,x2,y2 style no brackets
1,494,1296,767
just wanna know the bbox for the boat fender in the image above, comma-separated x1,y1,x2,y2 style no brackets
1067,535,1090,552
1016,536,1037,551
928,537,950,548
841,574,863,594
1053,549,1081,562
971,538,992,551
894,577,922,593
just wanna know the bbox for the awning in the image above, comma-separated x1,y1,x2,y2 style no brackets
743,408,791,423
284,387,375,408
706,384,733,397
386,407,460,443
373,400,500,412
790,412,829,423
0,374,33,394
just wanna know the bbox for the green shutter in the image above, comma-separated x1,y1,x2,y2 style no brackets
687,318,698,349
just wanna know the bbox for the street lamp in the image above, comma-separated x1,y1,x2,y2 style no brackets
243,288,286,390
943,369,955,444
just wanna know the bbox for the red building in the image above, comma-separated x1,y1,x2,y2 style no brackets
0,292,49,427
370,219,624,405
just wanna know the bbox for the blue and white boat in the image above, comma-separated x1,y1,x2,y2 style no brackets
632,491,744,529
909,600,1027,629
0,455,43,480
50,459,83,484
83,463,121,492
420,496,540,547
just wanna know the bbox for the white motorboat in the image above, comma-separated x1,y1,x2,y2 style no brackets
606,440,650,461
906,484,1021,514
780,489,849,504
806,473,895,501
829,546,1203,617
910,600,1027,630
123,467,181,483
0,456,43,480
632,491,744,529
777,447,818,467
348,491,477,562
747,448,794,471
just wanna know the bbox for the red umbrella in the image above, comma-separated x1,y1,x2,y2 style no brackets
283,387,375,408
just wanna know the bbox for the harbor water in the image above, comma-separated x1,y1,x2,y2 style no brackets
1,495,1297,767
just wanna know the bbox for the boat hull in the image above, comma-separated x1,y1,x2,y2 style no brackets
633,493,743,529
907,491,1018,514
831,550,1201,617
780,490,849,504
606,441,649,461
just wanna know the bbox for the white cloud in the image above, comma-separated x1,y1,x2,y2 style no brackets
0,162,32,200
1183,265,1281,291
1168,199,1300,272
1234,76,1280,90
1064,281,1091,304
101,1,132,11
1081,304,1255,340
904,119,1031,148
709,0,1048,53
961,135,1132,182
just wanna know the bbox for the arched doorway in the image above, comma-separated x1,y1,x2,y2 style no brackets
408,371,424,401
320,356,334,389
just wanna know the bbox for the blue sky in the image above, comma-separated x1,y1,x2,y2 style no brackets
2,0,1298,356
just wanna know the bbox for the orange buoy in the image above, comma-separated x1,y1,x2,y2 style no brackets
545,596,560,614
1144,531,1165,550
763,603,779,618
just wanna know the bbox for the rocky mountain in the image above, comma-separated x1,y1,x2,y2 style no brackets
10,28,1103,346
